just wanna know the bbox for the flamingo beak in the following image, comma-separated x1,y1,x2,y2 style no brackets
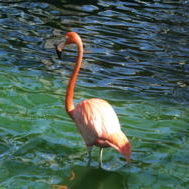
56,48,62,59
55,41,66,59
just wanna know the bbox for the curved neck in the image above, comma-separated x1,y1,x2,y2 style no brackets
65,42,83,115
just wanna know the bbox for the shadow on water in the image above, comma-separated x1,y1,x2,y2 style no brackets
53,165,129,189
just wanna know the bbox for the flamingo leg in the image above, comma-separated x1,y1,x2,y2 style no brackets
87,146,93,166
99,148,103,168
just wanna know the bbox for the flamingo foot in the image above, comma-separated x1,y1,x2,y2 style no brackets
87,146,92,166
99,148,103,168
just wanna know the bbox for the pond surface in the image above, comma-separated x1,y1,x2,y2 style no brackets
0,0,189,188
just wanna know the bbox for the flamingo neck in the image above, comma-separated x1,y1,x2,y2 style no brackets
65,42,83,115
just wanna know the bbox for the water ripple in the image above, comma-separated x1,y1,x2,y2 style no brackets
0,0,189,188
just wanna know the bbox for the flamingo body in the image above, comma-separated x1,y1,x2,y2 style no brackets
70,98,121,146
70,98,131,162
56,32,131,165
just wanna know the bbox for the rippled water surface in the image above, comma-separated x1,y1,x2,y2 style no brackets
0,0,189,188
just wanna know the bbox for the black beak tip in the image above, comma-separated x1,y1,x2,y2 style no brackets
56,49,62,59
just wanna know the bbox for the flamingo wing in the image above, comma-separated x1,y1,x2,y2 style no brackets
70,98,121,146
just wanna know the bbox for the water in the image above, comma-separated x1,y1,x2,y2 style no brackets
0,0,189,188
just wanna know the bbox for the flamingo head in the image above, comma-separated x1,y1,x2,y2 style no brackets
55,32,82,59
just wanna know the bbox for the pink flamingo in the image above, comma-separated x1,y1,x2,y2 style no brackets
56,32,131,166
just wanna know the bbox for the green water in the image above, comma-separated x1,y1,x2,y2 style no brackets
0,0,189,188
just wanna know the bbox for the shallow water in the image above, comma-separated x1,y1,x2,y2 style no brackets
0,0,189,188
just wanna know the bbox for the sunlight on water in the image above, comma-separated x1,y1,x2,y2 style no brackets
0,0,189,188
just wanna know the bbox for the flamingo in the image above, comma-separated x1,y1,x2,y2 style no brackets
55,32,131,166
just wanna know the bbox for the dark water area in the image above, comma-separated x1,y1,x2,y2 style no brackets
0,0,189,188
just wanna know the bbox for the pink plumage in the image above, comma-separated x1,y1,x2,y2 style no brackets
70,98,131,162
56,32,131,166
71,98,121,145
